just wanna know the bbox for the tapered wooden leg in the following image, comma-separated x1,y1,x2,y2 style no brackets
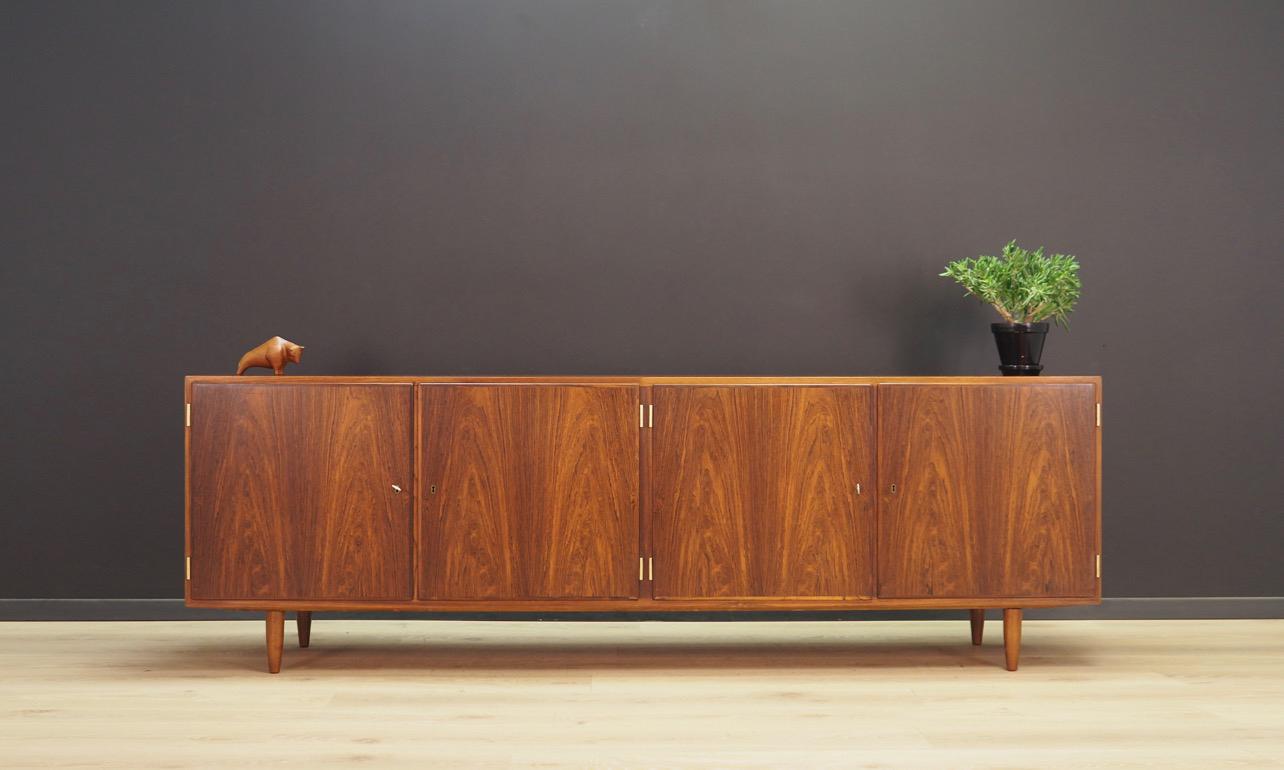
266,611,284,674
1003,608,1022,671
969,609,985,645
296,611,312,649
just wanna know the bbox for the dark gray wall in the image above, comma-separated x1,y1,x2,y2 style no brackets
2,1,1281,600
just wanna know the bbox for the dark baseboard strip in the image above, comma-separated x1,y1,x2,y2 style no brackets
0,597,1280,621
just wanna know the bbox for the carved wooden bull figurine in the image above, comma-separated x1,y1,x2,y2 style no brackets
236,336,304,375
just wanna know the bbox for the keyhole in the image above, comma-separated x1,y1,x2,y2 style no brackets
890,483,897,493
429,484,437,495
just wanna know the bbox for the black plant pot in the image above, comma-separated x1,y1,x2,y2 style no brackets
991,322,1048,376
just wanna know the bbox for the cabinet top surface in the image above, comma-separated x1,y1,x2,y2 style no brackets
187,375,1100,386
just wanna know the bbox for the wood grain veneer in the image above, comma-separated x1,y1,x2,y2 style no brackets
876,383,1097,599
651,385,875,599
181,596,1100,612
418,384,639,600
188,383,413,601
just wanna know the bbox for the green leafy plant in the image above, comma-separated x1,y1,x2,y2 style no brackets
940,240,1081,327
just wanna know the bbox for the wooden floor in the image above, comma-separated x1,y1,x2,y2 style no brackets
1,620,1281,769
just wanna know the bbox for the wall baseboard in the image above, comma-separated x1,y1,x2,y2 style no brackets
0,597,1280,621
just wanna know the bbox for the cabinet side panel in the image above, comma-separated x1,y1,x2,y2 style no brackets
189,384,413,601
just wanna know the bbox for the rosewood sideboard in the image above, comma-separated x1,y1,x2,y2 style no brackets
184,376,1102,672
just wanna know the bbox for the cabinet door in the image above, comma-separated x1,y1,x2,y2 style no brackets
419,384,639,600
877,384,1097,599
651,386,875,599
189,384,413,601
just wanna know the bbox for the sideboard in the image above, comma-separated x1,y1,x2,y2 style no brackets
184,376,1101,672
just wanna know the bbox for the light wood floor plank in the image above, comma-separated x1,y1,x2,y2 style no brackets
1,620,1281,768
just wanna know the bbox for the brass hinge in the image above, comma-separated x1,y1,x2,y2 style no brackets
639,556,644,581
1096,553,1101,579
185,556,191,580
648,556,653,581
1096,403,1101,427
639,404,653,428
185,403,191,428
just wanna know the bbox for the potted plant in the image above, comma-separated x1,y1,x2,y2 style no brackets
941,240,1081,375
